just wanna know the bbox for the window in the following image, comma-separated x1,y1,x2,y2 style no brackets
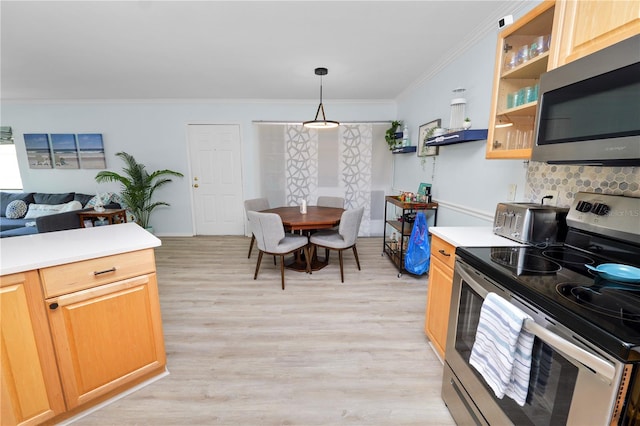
0,127,23,190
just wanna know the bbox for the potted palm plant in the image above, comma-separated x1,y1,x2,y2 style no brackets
95,152,183,231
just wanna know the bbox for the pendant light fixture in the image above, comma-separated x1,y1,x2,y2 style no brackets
303,67,340,129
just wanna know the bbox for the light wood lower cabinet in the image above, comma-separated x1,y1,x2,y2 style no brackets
424,236,456,360
0,248,166,425
46,273,166,409
0,271,65,426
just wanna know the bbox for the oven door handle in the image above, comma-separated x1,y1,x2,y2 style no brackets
457,263,617,384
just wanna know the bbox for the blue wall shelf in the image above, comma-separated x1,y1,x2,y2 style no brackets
425,129,488,146
391,146,417,154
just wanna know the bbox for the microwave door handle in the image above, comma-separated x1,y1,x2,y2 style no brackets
456,263,616,383
523,320,616,383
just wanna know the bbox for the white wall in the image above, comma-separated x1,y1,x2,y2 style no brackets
2,101,395,235
2,2,540,233
394,4,535,226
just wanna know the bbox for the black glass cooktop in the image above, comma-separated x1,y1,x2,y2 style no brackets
457,243,640,362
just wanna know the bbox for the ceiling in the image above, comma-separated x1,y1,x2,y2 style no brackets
1,1,523,102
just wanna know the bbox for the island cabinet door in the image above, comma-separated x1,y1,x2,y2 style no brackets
45,273,166,409
1,271,65,426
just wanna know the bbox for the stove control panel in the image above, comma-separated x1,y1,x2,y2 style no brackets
568,192,640,244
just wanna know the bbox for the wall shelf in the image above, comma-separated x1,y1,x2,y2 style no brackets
391,146,417,154
425,129,488,146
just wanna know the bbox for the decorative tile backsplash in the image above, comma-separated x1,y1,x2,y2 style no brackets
525,162,639,207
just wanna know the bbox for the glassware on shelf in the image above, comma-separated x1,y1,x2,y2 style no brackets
516,45,530,65
515,88,526,107
526,84,539,103
504,51,517,71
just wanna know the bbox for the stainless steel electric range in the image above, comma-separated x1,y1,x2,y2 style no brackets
442,192,640,425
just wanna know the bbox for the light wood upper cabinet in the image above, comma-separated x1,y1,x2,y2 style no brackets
44,253,166,409
1,271,65,426
425,236,456,360
551,0,640,68
486,1,556,160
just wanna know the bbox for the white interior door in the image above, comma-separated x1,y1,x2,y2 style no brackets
187,124,244,235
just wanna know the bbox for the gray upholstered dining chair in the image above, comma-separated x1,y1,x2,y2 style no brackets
309,206,364,283
244,198,270,258
247,211,310,290
316,196,345,208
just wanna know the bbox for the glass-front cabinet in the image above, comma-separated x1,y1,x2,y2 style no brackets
486,1,556,159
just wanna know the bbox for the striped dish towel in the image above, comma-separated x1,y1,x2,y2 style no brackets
469,292,535,406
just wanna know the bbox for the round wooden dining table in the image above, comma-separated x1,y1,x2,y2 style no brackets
261,206,344,232
260,206,345,271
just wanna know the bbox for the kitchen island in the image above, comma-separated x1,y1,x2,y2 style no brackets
0,223,166,425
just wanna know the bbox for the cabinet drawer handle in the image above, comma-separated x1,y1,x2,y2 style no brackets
94,267,117,276
438,249,451,257
49,302,59,310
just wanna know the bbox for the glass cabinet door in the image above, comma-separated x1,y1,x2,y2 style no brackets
486,1,556,160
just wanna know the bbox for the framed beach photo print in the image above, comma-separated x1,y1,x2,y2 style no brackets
24,133,53,169
77,133,106,169
51,133,80,169
417,119,441,157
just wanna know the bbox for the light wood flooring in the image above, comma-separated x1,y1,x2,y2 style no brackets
74,236,455,425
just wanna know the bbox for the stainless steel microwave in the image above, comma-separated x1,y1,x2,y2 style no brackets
532,35,640,166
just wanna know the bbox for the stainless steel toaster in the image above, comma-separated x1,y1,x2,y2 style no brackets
493,202,569,245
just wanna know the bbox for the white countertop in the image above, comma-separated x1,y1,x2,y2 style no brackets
429,226,524,248
0,223,161,276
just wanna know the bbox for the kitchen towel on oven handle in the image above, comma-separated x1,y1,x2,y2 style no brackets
469,292,535,406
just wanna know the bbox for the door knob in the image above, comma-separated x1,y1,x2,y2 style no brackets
193,184,199,188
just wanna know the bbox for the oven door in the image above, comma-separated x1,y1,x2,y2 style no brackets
442,259,625,426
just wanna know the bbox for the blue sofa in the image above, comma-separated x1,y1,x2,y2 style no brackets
0,191,121,238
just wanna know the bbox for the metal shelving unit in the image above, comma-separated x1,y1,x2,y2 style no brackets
382,196,438,277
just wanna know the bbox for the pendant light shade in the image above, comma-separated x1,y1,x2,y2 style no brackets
303,67,340,129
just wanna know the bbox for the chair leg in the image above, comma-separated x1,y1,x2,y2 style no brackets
353,245,361,270
338,250,344,283
280,255,285,290
254,250,264,280
248,234,255,258
325,248,330,263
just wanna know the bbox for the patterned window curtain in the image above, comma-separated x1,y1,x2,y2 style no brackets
256,123,391,236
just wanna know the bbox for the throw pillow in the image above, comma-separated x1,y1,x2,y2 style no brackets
34,192,74,204
59,200,83,212
74,193,94,208
5,200,28,219
86,192,123,208
0,192,35,217
24,200,83,219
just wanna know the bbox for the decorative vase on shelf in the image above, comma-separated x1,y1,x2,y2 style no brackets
463,119,472,130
